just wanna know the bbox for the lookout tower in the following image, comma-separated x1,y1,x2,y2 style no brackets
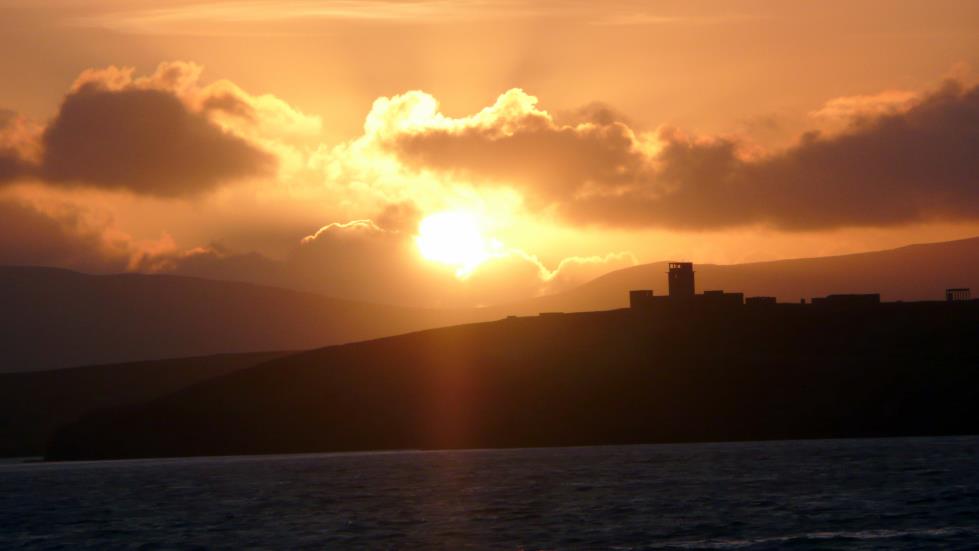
668,262,695,299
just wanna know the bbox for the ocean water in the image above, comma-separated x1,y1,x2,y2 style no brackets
2,437,978,549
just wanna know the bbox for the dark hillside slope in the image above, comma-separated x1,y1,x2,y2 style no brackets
48,301,979,460
0,351,289,457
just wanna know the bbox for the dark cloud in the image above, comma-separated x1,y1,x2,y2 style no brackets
0,198,131,272
163,244,286,286
389,81,979,230
0,148,31,182
393,118,647,211
38,84,275,196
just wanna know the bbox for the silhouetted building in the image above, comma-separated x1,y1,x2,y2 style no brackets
629,290,670,311
811,294,880,307
631,263,741,310
946,288,971,302
668,262,695,299
701,290,744,307
630,290,654,309
745,296,777,306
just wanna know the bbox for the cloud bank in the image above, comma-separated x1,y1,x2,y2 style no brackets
376,81,979,230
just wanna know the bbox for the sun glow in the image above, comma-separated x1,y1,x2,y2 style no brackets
415,211,500,278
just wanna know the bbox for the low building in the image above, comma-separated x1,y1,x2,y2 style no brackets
745,296,777,305
631,263,744,310
700,290,744,307
629,290,654,309
946,288,971,302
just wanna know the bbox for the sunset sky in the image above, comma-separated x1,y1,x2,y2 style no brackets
1,0,978,307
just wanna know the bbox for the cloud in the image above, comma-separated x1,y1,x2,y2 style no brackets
0,196,173,273
37,63,277,196
0,110,38,183
534,251,637,294
593,13,767,26
40,86,272,196
63,2,763,37
0,62,320,196
808,89,918,130
0,147,31,183
375,81,979,231
376,88,651,212
66,1,548,35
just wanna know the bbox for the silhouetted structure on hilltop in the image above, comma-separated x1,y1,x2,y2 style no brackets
629,290,655,309
668,262,695,299
947,288,971,302
628,260,972,311
630,262,743,311
702,290,744,308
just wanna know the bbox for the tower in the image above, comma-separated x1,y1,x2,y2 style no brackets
668,262,695,299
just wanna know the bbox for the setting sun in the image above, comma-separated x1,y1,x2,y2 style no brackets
415,212,500,277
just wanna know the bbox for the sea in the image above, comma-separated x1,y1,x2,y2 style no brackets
2,436,978,549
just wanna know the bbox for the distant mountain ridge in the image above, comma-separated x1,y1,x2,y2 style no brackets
0,266,478,372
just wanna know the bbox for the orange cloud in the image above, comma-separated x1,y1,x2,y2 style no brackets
374,81,979,231
809,89,918,131
0,110,39,183
0,62,326,196
40,84,273,196
0,196,174,273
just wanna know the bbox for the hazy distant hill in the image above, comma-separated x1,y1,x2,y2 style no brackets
0,351,288,457
47,301,979,460
0,267,477,372
510,236,979,314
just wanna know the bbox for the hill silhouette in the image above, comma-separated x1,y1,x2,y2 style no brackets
0,351,287,457
47,301,979,460
0,267,477,372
